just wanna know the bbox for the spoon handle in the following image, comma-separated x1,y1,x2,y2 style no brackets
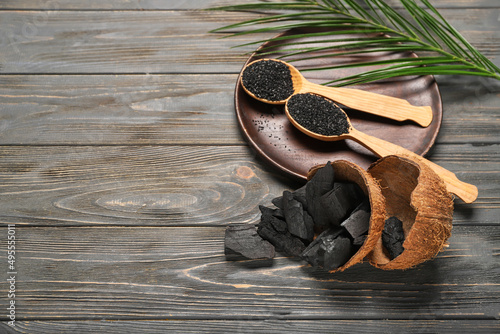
349,128,478,203
303,82,433,127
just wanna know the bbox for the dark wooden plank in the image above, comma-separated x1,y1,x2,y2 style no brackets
0,9,498,74
0,145,496,227
0,74,243,145
0,225,498,320
0,10,258,74
0,146,293,226
437,76,500,145
2,320,499,333
0,0,498,10
0,74,498,145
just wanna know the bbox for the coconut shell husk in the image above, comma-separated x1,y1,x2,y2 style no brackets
366,155,454,270
307,160,386,273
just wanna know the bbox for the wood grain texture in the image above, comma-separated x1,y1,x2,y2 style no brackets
0,74,499,145
0,145,496,227
0,74,243,145
0,0,498,10
1,320,499,334
0,9,498,74
0,225,498,320
0,0,498,331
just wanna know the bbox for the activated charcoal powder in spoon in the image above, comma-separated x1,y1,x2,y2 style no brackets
242,60,295,102
287,93,350,136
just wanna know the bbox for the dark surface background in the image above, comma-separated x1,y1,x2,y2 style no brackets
0,1,499,332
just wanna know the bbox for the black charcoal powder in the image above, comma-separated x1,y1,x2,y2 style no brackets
287,93,350,136
242,60,295,101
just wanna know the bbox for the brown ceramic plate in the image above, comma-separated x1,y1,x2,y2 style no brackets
235,29,442,180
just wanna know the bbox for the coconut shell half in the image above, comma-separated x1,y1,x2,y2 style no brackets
307,160,386,273
367,155,454,270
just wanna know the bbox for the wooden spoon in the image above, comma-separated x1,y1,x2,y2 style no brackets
242,58,433,127
285,93,478,203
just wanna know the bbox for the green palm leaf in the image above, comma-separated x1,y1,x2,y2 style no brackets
209,0,500,86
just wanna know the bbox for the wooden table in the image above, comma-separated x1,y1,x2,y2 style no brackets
1,1,499,332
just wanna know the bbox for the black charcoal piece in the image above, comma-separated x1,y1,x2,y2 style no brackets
303,211,315,243
271,196,283,209
259,204,285,220
300,241,323,267
323,235,353,271
225,224,275,260
241,59,295,102
318,182,365,228
282,191,314,242
273,208,285,220
341,199,371,239
271,184,307,211
301,226,345,268
353,234,367,247
287,93,350,136
257,215,305,257
259,205,287,233
292,184,308,210
382,216,405,259
306,162,335,228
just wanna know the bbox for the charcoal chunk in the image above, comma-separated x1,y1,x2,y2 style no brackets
306,162,336,228
292,184,308,210
353,234,367,247
341,199,371,239
300,241,323,267
257,214,305,257
318,182,365,229
259,205,287,233
323,235,353,271
259,204,284,220
225,224,275,260
301,226,346,268
271,196,283,209
282,191,314,242
272,184,307,210
382,216,405,259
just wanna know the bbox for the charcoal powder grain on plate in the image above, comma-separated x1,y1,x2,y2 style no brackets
287,93,350,136
242,60,295,102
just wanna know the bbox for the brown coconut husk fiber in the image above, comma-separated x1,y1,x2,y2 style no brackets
367,155,454,270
